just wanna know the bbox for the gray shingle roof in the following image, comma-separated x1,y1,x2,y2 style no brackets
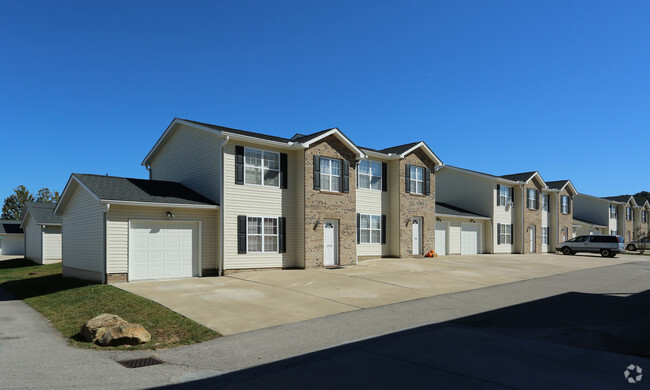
499,171,537,182
435,202,489,219
0,220,23,234
180,119,294,143
602,195,633,203
376,142,421,155
74,174,218,206
573,217,607,228
546,180,570,190
23,202,62,225
634,196,649,206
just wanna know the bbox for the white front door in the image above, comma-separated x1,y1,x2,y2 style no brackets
461,223,480,255
435,222,447,255
412,218,422,255
323,219,338,266
530,226,536,252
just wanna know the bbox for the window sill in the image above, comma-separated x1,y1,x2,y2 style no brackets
319,190,344,195
408,193,428,197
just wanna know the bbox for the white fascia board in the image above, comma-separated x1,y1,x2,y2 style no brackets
301,128,365,158
54,175,101,216
527,172,547,188
100,200,219,209
361,149,397,160
19,210,31,229
142,119,225,166
222,132,296,149
399,142,443,166
437,213,490,220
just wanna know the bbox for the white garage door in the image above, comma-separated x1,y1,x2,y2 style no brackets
461,223,480,255
435,222,447,255
0,236,25,255
129,221,198,281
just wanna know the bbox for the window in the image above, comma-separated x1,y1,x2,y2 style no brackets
320,157,341,192
498,185,512,206
358,160,382,190
541,194,549,211
359,214,381,244
244,148,279,187
610,229,617,235
409,166,424,195
610,205,617,219
542,227,548,244
643,210,647,223
561,195,569,214
626,207,632,221
247,217,278,253
498,224,512,245
527,189,539,210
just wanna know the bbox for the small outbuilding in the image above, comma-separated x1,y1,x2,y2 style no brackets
0,220,24,256
21,202,62,264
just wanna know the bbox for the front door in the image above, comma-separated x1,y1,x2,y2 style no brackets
412,218,422,255
530,226,536,252
323,219,338,266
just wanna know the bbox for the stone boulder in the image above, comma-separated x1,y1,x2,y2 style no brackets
81,313,151,346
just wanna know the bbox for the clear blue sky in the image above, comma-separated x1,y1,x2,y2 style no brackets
1,1,649,204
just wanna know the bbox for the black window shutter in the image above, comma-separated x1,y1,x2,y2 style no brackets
510,187,514,205
382,162,387,192
280,153,288,189
237,216,247,254
496,184,501,206
356,162,359,188
356,213,361,244
497,223,501,244
313,155,320,190
235,146,245,185
381,214,386,244
535,190,539,209
405,164,411,193
424,168,431,196
278,217,286,253
568,197,571,214
510,224,514,244
342,159,349,193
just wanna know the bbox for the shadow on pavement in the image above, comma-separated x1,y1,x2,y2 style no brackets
157,288,650,389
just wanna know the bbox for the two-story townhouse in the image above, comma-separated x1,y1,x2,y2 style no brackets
573,194,622,239
633,197,650,239
545,180,578,249
602,195,635,243
55,118,441,283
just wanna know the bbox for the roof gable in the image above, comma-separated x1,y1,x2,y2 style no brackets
546,180,578,196
21,202,62,227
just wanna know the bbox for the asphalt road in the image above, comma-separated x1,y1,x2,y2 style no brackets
2,257,650,389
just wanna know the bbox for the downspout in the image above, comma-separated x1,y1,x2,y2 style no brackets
219,135,230,276
145,164,152,180
103,204,110,284
41,225,44,263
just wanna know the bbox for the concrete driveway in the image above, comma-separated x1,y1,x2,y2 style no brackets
116,253,639,336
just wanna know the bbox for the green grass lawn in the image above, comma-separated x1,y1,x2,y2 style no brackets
0,259,220,350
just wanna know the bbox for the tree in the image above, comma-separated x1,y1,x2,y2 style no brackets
634,191,650,205
36,188,61,203
1,185,34,220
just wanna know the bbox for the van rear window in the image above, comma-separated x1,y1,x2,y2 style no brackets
590,236,618,243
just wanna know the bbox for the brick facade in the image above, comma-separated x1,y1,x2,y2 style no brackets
557,188,573,242
398,150,436,257
303,136,357,267
522,180,543,254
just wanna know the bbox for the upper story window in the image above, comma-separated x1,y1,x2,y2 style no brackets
527,189,539,210
497,185,513,206
610,205,617,219
561,195,570,214
409,166,424,195
541,194,549,211
320,157,341,192
643,210,647,223
358,160,382,190
244,148,280,187
626,207,632,221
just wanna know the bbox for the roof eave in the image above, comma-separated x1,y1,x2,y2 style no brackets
301,128,365,158
398,142,443,166
99,200,219,209
436,213,490,220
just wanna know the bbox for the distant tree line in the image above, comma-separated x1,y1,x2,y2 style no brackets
1,185,60,220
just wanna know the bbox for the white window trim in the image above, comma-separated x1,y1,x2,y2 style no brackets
246,216,279,253
610,205,617,219
626,207,632,221
499,186,511,206
499,224,512,245
542,227,549,245
561,195,569,214
243,147,281,188
527,189,538,210
320,157,341,192
410,166,424,195
358,160,382,191
541,193,549,212
359,214,382,244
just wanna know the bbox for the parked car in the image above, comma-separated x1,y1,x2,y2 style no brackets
626,237,650,252
556,235,625,257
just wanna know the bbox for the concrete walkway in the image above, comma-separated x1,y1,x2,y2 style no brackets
117,253,637,335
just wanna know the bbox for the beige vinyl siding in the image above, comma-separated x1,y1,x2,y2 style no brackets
493,185,515,254
105,205,218,274
24,214,42,262
223,141,299,270
294,148,305,267
150,124,223,204
541,203,550,252
42,226,62,262
61,185,105,273
388,160,400,256
356,186,390,257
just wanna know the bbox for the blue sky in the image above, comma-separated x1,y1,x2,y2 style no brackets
1,1,649,203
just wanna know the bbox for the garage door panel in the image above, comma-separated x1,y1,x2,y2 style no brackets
461,223,480,255
129,221,198,281
435,222,447,256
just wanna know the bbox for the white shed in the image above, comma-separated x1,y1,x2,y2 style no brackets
21,202,62,264
0,220,24,256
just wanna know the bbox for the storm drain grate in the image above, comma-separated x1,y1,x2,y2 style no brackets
117,357,164,369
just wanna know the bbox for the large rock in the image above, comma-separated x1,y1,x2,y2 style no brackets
80,313,151,346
